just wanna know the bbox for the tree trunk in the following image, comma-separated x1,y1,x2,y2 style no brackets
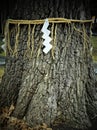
0,0,97,129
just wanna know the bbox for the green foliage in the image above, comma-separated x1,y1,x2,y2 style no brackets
0,35,5,80
0,41,4,53
91,36,97,61
0,67,4,80
0,34,5,54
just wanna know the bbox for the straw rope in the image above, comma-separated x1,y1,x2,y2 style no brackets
7,18,93,25
31,24,36,57
14,23,20,56
5,18,93,58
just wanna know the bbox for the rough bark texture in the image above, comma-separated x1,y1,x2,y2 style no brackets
0,0,97,129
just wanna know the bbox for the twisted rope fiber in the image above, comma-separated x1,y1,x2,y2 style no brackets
5,18,93,57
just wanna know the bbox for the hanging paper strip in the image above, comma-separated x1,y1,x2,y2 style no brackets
41,19,52,54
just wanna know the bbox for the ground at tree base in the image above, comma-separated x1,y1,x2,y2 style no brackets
0,105,97,130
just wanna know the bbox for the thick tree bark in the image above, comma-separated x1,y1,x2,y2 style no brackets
0,0,97,129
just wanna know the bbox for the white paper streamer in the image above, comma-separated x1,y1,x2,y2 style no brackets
41,19,52,54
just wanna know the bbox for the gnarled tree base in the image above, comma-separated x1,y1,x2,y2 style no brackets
0,0,97,129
